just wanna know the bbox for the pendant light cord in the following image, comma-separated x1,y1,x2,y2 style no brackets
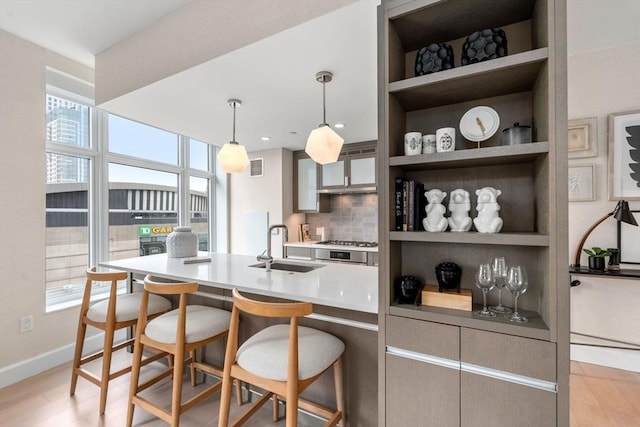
232,102,236,142
322,80,327,125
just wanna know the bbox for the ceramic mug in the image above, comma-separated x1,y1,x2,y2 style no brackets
404,132,422,155
422,134,436,154
436,127,456,153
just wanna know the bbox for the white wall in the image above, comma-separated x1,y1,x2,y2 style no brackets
229,148,304,257
568,41,640,371
0,30,95,385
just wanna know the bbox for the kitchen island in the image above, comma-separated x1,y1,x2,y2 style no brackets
100,252,378,426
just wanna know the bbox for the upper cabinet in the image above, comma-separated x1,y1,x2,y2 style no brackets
293,152,329,213
378,0,568,425
320,141,377,192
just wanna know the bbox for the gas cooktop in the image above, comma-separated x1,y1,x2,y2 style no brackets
316,240,378,248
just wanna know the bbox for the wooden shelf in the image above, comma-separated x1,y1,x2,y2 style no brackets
389,48,548,111
389,303,550,341
388,0,537,50
390,231,549,247
389,141,548,170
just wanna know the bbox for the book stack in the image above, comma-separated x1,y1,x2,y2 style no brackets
394,177,426,231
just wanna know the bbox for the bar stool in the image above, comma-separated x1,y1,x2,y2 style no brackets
70,267,172,415
127,275,234,427
218,288,345,427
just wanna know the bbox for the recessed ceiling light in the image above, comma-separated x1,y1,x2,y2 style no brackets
334,123,345,129
261,136,270,141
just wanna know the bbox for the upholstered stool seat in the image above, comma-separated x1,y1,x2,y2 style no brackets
87,293,171,323
237,324,344,381
70,267,171,416
145,305,230,344
218,289,345,427
127,276,238,427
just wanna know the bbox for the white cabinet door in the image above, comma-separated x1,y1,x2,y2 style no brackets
321,159,346,187
349,156,376,186
297,157,318,211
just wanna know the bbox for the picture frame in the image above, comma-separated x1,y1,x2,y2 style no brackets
608,110,640,200
568,117,597,158
617,210,640,264
568,164,595,202
300,223,311,242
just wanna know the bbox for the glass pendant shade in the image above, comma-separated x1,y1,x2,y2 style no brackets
218,142,249,174
305,124,344,165
216,98,249,173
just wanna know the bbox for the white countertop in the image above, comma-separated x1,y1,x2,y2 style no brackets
284,241,379,253
100,252,378,314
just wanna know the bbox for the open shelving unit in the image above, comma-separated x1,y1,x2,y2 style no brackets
377,0,569,425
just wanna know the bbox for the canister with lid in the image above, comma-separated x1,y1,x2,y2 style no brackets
501,123,532,145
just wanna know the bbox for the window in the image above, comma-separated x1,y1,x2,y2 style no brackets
45,84,218,311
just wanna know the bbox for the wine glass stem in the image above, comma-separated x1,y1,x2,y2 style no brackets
513,295,519,316
497,287,502,305
482,289,488,311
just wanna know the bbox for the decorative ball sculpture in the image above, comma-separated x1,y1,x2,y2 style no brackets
415,43,455,76
473,186,503,233
422,189,448,232
447,188,472,232
461,28,508,66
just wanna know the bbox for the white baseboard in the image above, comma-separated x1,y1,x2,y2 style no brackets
571,344,640,373
0,330,126,389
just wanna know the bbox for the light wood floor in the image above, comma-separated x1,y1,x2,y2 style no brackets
0,355,638,426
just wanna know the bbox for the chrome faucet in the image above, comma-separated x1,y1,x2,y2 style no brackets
257,224,288,271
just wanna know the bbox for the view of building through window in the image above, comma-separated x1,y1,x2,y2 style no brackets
45,93,213,308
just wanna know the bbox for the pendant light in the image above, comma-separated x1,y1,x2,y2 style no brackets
305,71,344,164
217,99,250,174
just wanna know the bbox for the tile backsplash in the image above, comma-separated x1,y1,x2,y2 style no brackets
305,194,378,242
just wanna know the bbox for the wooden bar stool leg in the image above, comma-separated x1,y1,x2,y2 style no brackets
99,322,116,415
69,319,87,396
235,379,243,405
272,395,280,421
171,350,185,427
190,349,197,386
334,355,345,427
126,341,145,427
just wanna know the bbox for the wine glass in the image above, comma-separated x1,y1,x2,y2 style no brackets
505,265,529,323
474,263,495,317
488,256,512,314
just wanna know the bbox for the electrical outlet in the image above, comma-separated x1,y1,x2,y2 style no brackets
316,227,323,235
19,316,33,333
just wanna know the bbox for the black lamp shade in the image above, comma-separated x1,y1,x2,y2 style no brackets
612,200,638,226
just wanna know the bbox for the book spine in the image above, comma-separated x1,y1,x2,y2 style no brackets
402,180,408,231
394,178,405,231
408,180,415,231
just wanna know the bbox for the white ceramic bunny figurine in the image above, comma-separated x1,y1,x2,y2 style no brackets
422,189,448,232
473,186,503,233
448,188,472,232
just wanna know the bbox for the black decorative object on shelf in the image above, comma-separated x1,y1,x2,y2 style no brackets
415,43,454,76
461,28,508,66
435,262,462,293
394,275,424,305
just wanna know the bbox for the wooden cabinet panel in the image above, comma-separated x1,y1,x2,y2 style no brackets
386,315,459,360
386,353,460,427
461,328,556,382
460,372,556,427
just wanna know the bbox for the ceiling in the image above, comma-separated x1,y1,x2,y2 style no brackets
1,0,639,153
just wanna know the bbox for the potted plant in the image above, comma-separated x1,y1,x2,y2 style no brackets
583,247,612,271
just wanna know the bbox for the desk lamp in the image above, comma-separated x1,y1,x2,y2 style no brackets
572,200,638,268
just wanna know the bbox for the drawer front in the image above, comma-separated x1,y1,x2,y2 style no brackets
461,372,556,427
386,315,459,361
284,246,313,259
461,328,556,382
386,353,459,427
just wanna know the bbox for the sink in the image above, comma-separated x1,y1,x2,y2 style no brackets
250,261,324,273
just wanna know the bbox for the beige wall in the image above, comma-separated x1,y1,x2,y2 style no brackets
0,30,94,374
568,40,640,371
229,148,303,257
